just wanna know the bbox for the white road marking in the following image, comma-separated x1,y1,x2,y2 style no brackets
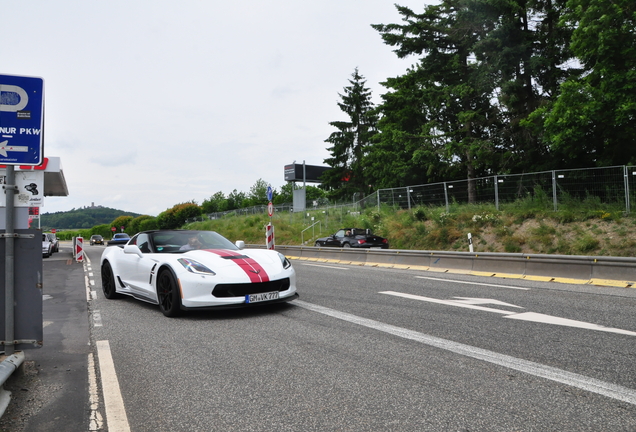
452,297,524,308
96,340,131,432
416,275,530,290
294,300,636,405
380,291,516,314
302,263,349,270
380,291,636,336
505,312,636,336
88,353,104,431
93,310,102,327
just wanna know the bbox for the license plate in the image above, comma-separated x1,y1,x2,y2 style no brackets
246,291,279,303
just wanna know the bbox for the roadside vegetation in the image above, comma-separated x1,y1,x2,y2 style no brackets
184,198,636,257
53,195,636,257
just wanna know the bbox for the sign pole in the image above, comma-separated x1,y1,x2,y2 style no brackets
4,166,16,355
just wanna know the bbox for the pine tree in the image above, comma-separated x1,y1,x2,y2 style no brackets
322,68,378,201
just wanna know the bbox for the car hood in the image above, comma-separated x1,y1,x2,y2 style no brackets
181,248,284,274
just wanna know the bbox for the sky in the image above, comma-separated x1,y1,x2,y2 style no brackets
2,1,433,216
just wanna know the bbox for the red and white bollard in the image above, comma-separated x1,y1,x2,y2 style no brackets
266,223,275,250
75,237,84,262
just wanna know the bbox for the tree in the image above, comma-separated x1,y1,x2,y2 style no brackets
246,179,271,206
111,215,134,234
156,202,201,229
202,191,227,213
372,2,502,202
129,215,154,234
322,68,378,200
226,190,246,210
540,0,636,166
470,0,574,171
273,183,293,205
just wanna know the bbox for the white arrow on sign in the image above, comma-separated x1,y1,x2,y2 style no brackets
0,140,28,157
380,291,636,336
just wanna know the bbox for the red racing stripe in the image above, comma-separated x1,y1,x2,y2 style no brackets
204,249,270,283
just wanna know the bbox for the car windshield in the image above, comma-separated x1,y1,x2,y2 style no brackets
150,230,238,253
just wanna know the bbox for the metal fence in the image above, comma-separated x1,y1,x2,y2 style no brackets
185,165,636,224
365,165,636,213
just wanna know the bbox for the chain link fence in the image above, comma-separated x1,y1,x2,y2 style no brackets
186,165,636,224
366,165,636,213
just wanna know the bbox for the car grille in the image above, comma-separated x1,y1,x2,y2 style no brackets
212,278,291,298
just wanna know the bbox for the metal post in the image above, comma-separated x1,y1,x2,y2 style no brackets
407,188,411,210
552,171,558,212
494,176,499,211
624,166,630,214
4,166,16,355
444,182,449,213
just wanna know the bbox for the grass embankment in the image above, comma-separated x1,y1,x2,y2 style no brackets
185,199,636,257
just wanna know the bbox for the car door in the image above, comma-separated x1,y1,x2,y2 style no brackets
117,233,159,302
325,229,346,247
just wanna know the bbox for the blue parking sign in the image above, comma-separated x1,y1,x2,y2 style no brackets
0,74,44,166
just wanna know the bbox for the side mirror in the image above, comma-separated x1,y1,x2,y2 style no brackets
235,240,245,250
123,244,143,258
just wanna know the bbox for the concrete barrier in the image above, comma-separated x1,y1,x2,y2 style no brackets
251,245,636,288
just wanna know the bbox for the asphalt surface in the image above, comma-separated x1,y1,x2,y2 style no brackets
1,242,635,431
0,244,90,432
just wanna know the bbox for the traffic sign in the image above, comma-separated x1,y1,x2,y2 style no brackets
267,202,273,217
0,74,45,166
266,186,273,202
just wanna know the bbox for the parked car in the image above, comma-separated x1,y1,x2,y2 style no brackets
100,230,298,317
42,233,53,258
314,228,389,249
90,235,104,245
108,233,131,247
46,233,59,253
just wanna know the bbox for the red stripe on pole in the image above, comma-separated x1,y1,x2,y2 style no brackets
204,249,270,283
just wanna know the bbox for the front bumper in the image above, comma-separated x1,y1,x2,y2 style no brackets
180,292,299,311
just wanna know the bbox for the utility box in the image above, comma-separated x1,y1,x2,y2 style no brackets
0,229,43,350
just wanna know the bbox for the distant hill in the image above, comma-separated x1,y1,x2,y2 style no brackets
40,207,142,230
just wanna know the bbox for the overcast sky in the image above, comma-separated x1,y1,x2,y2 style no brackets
2,1,433,216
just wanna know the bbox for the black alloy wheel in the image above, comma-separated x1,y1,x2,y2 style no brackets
315,241,320,247
157,270,182,317
101,262,121,299
343,242,351,248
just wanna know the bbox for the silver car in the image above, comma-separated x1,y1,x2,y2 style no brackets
42,234,53,258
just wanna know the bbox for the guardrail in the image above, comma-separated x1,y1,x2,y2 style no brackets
250,245,636,288
0,351,25,417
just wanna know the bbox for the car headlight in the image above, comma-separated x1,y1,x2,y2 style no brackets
278,253,292,269
177,258,216,275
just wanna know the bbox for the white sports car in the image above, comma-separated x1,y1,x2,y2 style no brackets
100,230,298,317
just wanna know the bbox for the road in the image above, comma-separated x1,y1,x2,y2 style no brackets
4,243,636,431
81,244,636,431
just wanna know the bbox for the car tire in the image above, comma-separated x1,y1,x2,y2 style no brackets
343,243,351,248
314,241,320,247
101,261,121,299
157,269,182,317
